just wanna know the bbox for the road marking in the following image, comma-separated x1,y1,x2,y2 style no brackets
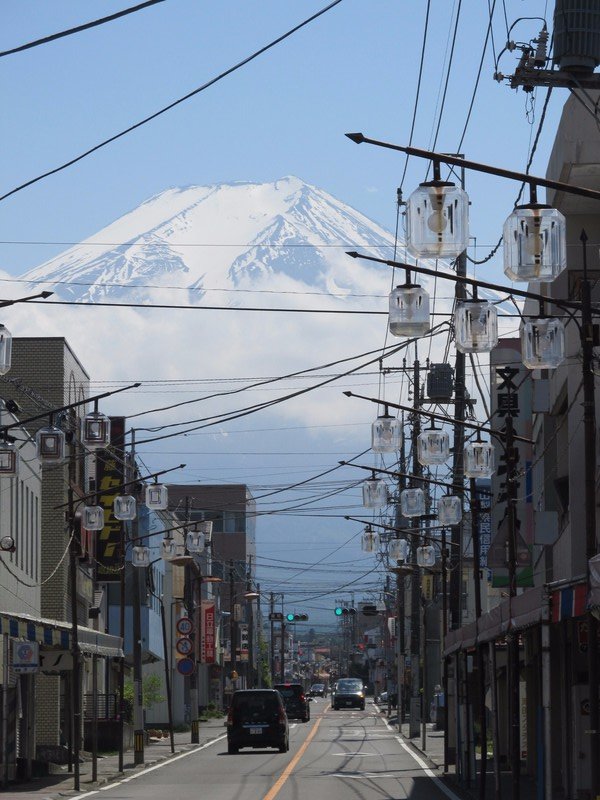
262,716,323,800
381,718,462,800
331,752,380,757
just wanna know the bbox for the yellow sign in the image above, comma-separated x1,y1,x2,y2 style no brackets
422,575,434,601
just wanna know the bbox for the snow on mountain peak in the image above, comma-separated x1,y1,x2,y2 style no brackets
18,178,397,304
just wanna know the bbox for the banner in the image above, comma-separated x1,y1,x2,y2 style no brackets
201,601,216,664
95,417,126,582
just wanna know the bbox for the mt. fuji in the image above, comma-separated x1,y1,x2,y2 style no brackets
19,177,398,305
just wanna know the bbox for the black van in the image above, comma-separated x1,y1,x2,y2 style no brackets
273,683,310,722
226,689,289,754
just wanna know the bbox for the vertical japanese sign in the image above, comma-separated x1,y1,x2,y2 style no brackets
95,417,126,582
489,340,533,588
201,601,216,664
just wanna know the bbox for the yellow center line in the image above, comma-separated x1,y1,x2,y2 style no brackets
262,714,325,800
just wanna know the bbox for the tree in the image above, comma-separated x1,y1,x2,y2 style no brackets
123,674,165,723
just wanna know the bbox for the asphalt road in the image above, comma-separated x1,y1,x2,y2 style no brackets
73,700,460,800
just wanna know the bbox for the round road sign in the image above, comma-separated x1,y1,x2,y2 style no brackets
176,657,195,676
176,637,193,656
176,617,193,636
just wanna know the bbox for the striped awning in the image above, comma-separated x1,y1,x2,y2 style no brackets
0,611,123,658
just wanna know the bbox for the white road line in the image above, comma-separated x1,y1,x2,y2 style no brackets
69,735,227,799
331,752,381,757
381,718,462,800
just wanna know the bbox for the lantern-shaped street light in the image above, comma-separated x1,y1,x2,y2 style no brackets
362,476,388,509
82,505,104,531
503,189,566,282
388,280,431,337
455,297,499,353
0,440,18,476
362,527,379,552
521,316,566,370
36,424,65,463
417,545,436,568
371,408,402,453
81,410,111,450
161,538,178,561
437,495,462,526
186,530,205,553
464,438,495,479
389,538,409,562
145,483,169,510
196,520,213,544
417,425,450,466
113,495,136,521
406,166,469,258
132,546,151,568
0,325,12,376
401,487,426,518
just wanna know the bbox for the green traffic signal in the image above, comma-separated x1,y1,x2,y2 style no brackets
285,612,309,621
286,613,295,622
335,607,343,616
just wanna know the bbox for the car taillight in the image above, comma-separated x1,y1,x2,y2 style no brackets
227,708,233,726
278,708,286,723
299,693,305,702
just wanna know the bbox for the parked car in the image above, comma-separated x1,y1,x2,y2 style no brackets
309,683,326,697
331,678,366,710
226,689,289,754
273,683,311,722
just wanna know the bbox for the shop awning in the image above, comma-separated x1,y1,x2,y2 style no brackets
0,611,123,658
443,585,548,657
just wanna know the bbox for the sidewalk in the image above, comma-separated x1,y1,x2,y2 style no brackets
1,719,227,800
379,708,537,800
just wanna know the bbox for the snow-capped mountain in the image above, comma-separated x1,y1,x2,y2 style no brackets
19,177,399,305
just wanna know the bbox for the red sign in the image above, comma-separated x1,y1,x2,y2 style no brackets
201,601,216,664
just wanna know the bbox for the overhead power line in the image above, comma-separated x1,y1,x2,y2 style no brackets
0,0,344,204
0,0,166,58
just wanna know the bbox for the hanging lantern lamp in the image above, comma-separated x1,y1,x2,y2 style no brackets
454,293,499,354
362,475,388,509
0,440,18,476
400,487,426,518
186,530,205,553
406,163,469,258
161,538,178,561
113,495,136,520
0,325,12,376
81,408,111,450
417,545,436,568
417,424,450,466
388,279,431,338
389,538,409,562
437,495,462,526
145,483,169,510
196,520,213,544
132,546,151,568
503,186,566,283
464,437,495,478
361,527,379,552
371,407,402,453
36,424,65,463
82,505,104,531
521,314,565,370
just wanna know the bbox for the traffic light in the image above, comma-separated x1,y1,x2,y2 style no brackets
361,604,378,616
285,613,309,622
334,607,356,616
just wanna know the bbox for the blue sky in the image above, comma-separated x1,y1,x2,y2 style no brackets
1,1,565,621
2,1,561,282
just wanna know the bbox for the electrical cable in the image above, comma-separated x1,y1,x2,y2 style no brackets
1,1,166,58
0,0,345,204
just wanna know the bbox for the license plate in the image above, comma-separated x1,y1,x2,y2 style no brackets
249,727,262,735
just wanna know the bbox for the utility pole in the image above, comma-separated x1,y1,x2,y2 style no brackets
185,497,200,744
67,413,81,790
581,231,600,796
505,411,520,800
269,592,275,682
130,433,144,766
229,561,237,691
410,353,422,738
470,477,487,800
